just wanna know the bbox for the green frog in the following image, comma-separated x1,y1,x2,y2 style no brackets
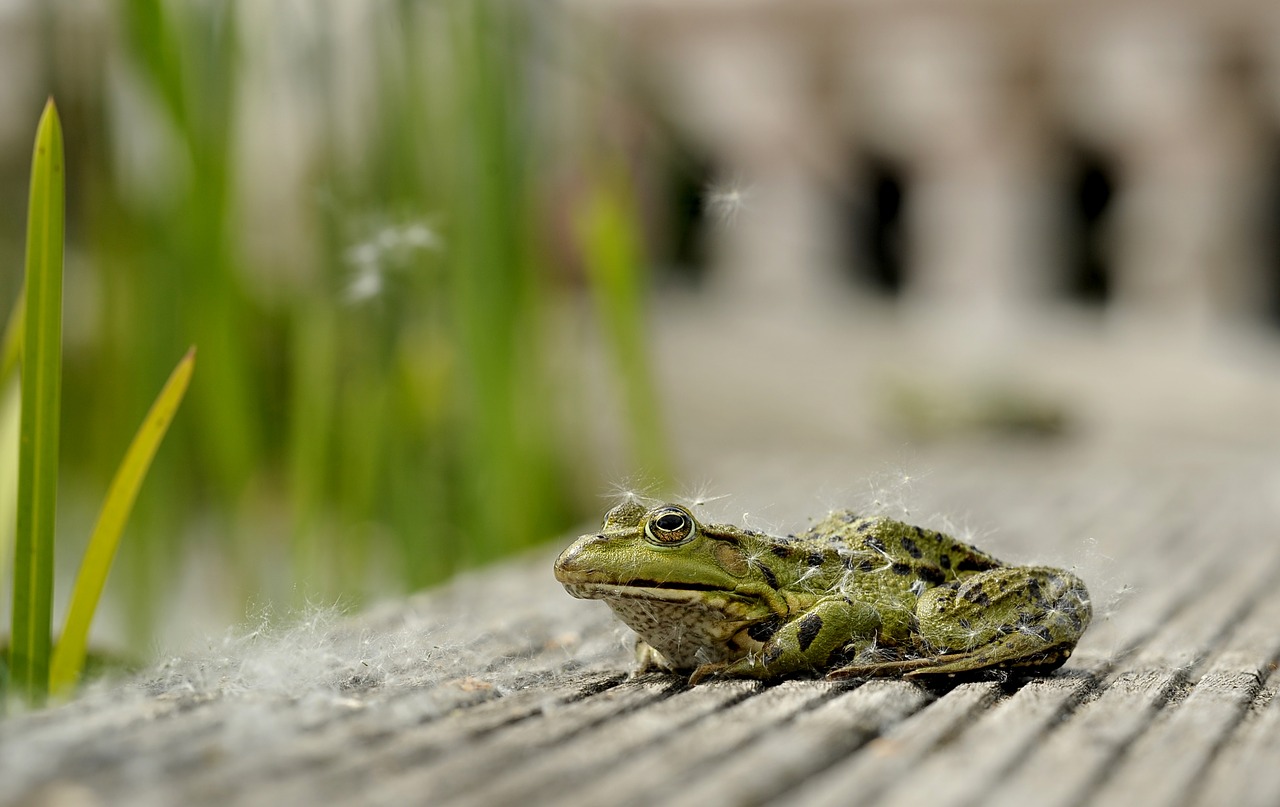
554,500,1091,683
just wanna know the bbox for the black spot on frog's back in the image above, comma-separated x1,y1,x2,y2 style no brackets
957,556,998,573
797,613,824,652
747,616,782,643
917,565,946,586
900,535,923,559
1028,578,1043,602
754,562,780,590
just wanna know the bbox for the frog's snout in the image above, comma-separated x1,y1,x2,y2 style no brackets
553,533,606,583
553,544,582,579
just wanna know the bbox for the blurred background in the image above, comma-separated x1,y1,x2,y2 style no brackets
2,0,1280,658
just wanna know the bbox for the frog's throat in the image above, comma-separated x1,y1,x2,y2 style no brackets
561,581,727,604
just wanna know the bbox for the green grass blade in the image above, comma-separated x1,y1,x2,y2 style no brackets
1,290,25,387
0,380,22,595
10,99,65,704
50,348,195,695
0,292,26,594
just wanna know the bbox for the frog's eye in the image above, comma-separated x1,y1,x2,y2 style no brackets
645,507,696,546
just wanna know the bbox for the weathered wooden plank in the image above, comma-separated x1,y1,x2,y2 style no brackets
664,679,934,807
786,682,1002,805
445,680,761,807
182,671,625,805
1183,574,1280,807
553,680,844,807
1089,559,1280,807
254,676,673,807
1193,684,1280,807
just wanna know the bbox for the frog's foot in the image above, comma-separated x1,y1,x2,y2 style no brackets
827,656,950,680
688,662,730,686
830,638,1075,681
633,639,675,676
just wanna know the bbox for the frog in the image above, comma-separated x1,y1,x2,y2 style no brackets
553,500,1091,683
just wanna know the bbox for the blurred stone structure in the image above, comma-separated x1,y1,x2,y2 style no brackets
574,0,1280,340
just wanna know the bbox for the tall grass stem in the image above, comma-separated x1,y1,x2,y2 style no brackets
9,99,65,704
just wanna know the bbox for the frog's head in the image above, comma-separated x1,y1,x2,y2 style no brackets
554,501,775,596
554,502,786,667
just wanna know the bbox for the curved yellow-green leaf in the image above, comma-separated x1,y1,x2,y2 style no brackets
49,347,196,696
11,99,65,704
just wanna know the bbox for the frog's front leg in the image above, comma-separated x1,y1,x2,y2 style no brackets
907,566,1092,678
634,638,673,675
690,597,880,684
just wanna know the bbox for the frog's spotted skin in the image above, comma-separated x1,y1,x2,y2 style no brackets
553,501,1091,683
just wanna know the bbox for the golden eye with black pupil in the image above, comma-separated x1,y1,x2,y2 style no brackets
645,507,696,545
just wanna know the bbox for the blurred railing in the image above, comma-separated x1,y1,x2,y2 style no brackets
575,0,1280,339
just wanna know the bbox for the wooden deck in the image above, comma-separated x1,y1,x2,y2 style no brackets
3,444,1279,806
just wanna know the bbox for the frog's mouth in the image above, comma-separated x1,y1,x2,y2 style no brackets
561,580,724,603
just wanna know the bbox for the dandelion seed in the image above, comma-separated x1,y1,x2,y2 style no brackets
795,566,824,590
739,511,783,535
604,477,660,507
704,179,752,226
682,481,730,511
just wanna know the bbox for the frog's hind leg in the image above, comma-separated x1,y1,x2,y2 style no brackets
902,634,1077,679
907,566,1092,679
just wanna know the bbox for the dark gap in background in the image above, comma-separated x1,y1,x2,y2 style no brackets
843,153,907,297
659,149,714,286
1064,146,1116,306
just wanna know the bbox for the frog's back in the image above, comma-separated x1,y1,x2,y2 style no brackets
803,511,1003,582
